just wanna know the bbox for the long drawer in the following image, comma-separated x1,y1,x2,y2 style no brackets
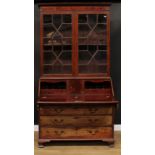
40,127,113,139
40,115,112,127
39,105,113,116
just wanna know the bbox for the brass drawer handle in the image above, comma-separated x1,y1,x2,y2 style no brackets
53,119,64,123
89,108,98,114
54,108,63,113
88,130,98,135
54,130,64,135
88,119,99,123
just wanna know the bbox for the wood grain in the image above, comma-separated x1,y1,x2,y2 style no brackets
40,115,112,127
39,105,113,115
40,127,112,139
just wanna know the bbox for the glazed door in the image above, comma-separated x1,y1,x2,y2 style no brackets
41,14,73,75
78,13,109,75
40,7,110,76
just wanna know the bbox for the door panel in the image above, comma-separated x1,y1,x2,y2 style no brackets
41,11,109,76
78,14,108,74
42,14,72,74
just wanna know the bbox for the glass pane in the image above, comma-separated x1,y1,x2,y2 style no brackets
79,24,91,37
78,14,107,74
98,14,107,23
79,14,87,23
43,14,72,74
88,14,96,28
63,15,71,23
59,24,72,37
43,15,52,23
53,15,62,28
44,52,55,64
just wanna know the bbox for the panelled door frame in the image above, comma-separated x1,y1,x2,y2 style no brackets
40,6,110,77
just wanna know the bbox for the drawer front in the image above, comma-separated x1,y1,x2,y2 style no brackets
40,116,112,127
40,127,113,139
40,128,76,139
77,127,113,138
39,105,113,115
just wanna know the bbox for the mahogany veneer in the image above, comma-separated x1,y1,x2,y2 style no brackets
37,2,118,147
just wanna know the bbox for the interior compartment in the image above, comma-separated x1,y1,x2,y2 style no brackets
84,81,111,89
83,80,113,100
40,81,66,89
39,80,68,101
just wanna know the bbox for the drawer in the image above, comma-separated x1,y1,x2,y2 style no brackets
77,127,113,138
39,105,113,115
40,127,76,139
40,115,112,127
40,127,113,139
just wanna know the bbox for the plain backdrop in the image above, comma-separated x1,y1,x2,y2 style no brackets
1,0,155,155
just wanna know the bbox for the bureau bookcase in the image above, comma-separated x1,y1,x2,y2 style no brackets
37,2,118,147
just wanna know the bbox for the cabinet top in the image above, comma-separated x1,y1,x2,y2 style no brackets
36,1,112,7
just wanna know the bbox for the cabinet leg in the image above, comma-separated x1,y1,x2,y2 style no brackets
38,143,45,148
38,139,51,148
107,141,114,148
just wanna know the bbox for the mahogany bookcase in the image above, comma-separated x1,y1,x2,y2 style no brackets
37,2,118,147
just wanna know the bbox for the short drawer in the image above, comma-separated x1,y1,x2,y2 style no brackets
39,105,113,115
40,127,76,139
77,127,113,138
40,127,113,139
40,115,112,127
